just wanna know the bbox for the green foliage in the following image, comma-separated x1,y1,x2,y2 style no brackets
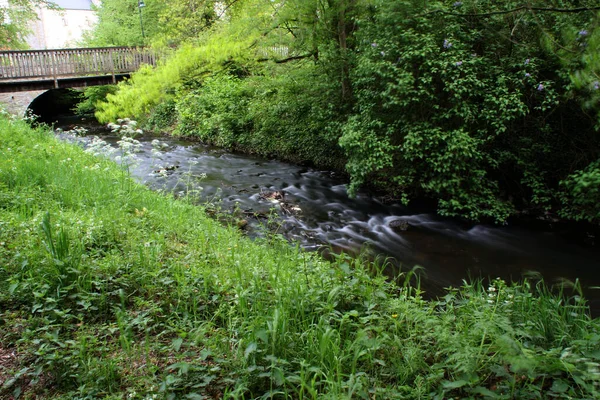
338,0,600,221
74,85,117,115
175,67,345,167
0,0,57,49
95,0,352,168
95,36,256,123
560,10,600,126
92,0,600,223
559,159,600,222
176,74,250,146
243,67,344,167
82,0,163,46
86,0,236,47
154,0,221,46
1,116,599,398
144,97,177,131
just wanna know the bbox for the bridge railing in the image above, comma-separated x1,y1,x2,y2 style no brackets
0,47,159,81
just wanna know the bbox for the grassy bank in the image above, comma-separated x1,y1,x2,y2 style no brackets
1,115,599,399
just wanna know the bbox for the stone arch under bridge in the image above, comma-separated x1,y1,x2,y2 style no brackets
0,90,48,117
0,88,92,123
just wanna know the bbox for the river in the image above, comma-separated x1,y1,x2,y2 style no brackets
56,117,600,312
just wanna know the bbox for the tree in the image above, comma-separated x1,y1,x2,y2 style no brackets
338,0,600,221
155,0,220,46
94,0,600,223
82,0,163,47
0,0,57,49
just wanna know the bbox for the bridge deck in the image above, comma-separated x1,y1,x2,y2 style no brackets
0,46,158,92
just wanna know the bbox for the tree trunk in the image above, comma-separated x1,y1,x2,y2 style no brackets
331,0,356,103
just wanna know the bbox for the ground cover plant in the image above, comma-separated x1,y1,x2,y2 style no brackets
1,115,600,398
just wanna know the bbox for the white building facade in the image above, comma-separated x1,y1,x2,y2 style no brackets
26,0,100,49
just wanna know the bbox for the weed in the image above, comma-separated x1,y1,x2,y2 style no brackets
0,115,599,399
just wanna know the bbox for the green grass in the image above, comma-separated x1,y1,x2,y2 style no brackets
1,115,599,399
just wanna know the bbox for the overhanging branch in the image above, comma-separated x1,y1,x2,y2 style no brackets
256,53,315,64
424,5,600,18
274,53,314,63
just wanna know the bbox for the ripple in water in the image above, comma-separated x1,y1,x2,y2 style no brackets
56,122,600,312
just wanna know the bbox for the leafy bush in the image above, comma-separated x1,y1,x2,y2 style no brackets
92,0,600,223
175,66,346,168
176,74,251,146
339,0,600,222
74,85,117,115
560,159,600,222
144,98,177,132
95,37,257,124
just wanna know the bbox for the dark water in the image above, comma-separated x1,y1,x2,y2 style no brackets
56,118,600,311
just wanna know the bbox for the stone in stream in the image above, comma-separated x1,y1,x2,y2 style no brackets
259,190,285,202
389,219,411,232
257,190,301,215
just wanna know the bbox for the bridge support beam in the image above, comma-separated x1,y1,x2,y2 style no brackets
0,74,130,93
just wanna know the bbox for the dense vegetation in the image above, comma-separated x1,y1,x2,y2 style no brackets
85,0,600,223
2,1,599,399
1,113,600,399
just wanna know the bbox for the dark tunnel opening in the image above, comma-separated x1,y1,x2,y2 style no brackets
27,88,85,125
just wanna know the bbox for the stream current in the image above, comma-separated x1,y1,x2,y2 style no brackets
57,118,600,311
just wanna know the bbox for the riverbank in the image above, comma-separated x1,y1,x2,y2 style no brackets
1,115,599,398
53,115,600,307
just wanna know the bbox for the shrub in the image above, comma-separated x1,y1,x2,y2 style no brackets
339,0,600,222
74,85,117,116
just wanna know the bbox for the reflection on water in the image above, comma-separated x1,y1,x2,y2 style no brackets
56,120,600,312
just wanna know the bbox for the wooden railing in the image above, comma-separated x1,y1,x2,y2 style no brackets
0,47,158,81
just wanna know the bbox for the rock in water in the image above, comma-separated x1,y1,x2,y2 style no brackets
259,190,285,202
389,219,410,232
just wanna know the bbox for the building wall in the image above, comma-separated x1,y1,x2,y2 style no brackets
26,1,100,49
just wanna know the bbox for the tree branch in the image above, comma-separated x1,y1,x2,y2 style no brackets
424,5,600,18
274,53,315,63
216,0,241,20
256,53,315,64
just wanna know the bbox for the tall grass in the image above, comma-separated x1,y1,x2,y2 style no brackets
1,115,599,399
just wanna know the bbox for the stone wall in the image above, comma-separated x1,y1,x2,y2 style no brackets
0,90,46,117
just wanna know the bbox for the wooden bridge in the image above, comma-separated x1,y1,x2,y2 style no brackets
0,47,159,93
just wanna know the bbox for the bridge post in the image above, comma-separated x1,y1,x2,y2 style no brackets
51,50,59,89
109,48,116,84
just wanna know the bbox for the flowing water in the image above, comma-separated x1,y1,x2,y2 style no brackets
57,118,600,311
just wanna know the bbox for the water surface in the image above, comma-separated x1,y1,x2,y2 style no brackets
57,119,600,310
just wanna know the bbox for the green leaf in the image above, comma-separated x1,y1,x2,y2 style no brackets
8,282,18,295
255,329,268,344
470,386,499,398
550,380,569,394
184,394,206,400
442,379,469,390
172,337,183,352
245,342,257,359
